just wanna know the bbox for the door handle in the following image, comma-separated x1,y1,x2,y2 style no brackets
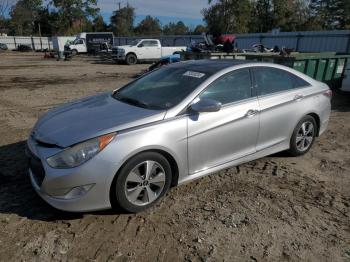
245,109,259,118
294,94,304,101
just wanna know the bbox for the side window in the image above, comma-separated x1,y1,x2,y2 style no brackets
254,67,294,96
149,40,159,47
199,69,252,105
139,41,146,47
76,39,84,45
141,41,158,47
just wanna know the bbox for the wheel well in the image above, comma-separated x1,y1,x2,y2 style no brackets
150,149,179,187
116,149,179,187
307,113,320,136
126,52,137,58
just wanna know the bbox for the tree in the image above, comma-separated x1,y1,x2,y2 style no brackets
10,0,42,35
110,4,134,36
93,15,107,31
193,24,207,34
203,0,253,35
310,0,350,29
134,15,162,35
52,0,99,34
163,21,189,35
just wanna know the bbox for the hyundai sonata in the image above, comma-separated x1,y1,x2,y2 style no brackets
26,60,331,212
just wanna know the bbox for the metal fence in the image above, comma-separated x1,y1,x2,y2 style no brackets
0,36,52,50
114,30,350,53
1,30,350,53
234,30,350,53
113,35,204,47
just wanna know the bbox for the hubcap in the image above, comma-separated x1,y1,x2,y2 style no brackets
296,121,314,151
124,160,166,206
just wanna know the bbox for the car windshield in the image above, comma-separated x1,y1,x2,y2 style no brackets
113,66,211,110
129,40,141,46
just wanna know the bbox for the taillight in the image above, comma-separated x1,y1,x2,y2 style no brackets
323,89,332,99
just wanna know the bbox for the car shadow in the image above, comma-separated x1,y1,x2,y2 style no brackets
332,89,350,112
0,141,129,222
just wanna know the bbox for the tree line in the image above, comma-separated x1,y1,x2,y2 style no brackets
0,0,349,37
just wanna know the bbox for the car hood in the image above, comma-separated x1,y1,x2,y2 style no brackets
32,92,166,148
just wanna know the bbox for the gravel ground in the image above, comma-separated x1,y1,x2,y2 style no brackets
0,52,349,262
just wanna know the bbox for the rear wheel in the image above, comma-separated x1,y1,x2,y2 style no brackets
288,115,316,156
110,152,172,213
126,53,137,65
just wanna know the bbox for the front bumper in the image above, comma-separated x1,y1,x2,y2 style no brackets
26,137,118,212
111,50,125,61
28,169,108,212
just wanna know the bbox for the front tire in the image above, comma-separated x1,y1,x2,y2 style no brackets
110,152,172,213
126,53,137,65
288,115,317,156
71,49,78,56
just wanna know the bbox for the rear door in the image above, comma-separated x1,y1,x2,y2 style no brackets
138,40,161,59
187,69,260,174
252,67,312,151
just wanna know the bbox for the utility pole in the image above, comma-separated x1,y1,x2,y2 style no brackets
116,1,122,37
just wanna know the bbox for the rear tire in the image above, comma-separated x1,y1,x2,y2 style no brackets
288,115,317,156
126,53,137,65
110,152,172,213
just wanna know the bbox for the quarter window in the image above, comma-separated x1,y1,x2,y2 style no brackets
254,68,295,95
199,69,252,105
293,75,310,88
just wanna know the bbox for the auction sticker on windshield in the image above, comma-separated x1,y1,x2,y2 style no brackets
183,71,206,78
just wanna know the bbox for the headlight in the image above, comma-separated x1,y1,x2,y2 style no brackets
46,133,115,169
118,48,125,54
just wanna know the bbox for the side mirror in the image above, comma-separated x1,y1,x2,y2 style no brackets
138,44,144,47
190,99,222,113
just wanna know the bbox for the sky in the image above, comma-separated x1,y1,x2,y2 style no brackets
6,0,210,26
99,0,210,26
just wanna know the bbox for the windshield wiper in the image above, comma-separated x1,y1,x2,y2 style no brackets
113,94,151,109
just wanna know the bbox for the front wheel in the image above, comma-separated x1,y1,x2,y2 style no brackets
126,53,137,65
288,115,317,156
110,152,172,213
71,49,78,56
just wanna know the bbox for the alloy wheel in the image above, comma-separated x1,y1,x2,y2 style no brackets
296,121,314,151
124,161,166,206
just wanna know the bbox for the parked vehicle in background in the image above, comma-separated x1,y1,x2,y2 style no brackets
112,39,186,65
148,53,181,71
27,60,331,213
0,43,8,50
67,32,114,55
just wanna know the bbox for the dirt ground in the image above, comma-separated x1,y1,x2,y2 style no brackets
0,52,349,262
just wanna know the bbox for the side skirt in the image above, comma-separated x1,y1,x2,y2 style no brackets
177,141,289,185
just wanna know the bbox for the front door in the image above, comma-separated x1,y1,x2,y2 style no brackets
187,69,260,174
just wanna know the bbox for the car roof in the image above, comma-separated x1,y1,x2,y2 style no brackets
170,59,251,74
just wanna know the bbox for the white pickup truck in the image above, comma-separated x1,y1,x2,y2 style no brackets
112,39,186,65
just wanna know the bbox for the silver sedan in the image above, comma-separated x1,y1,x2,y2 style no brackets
26,60,331,212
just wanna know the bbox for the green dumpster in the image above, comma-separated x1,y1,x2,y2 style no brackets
241,52,350,89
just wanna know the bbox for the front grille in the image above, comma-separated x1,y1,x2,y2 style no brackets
26,146,46,187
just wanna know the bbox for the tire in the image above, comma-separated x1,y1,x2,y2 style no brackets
71,49,78,56
126,53,137,65
288,115,317,156
110,152,172,213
